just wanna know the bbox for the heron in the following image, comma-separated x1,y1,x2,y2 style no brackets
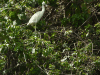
27,1,46,32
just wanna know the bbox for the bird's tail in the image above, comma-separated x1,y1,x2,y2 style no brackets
27,23,29,25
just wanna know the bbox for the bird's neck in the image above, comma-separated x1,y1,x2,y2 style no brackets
42,5,45,12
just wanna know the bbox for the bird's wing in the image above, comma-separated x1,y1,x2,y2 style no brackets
27,11,44,25
28,11,41,24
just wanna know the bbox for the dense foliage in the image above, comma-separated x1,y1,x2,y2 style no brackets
0,0,100,75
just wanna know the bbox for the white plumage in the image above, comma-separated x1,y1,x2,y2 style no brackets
27,1,46,31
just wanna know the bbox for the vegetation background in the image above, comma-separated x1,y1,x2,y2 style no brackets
0,0,100,75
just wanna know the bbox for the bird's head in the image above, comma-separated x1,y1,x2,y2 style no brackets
42,1,46,5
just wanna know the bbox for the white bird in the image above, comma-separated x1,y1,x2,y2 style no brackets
27,1,46,32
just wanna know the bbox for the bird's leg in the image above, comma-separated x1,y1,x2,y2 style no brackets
35,23,36,32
